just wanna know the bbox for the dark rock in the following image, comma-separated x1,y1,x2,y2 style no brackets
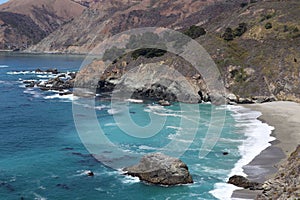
86,170,94,176
56,183,70,190
222,152,229,155
158,100,171,106
123,153,193,185
25,82,35,87
46,68,59,74
228,175,262,190
59,91,73,96
35,68,43,73
237,97,255,104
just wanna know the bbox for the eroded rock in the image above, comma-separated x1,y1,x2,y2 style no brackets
123,153,193,186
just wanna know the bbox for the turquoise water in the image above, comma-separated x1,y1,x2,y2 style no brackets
0,53,253,200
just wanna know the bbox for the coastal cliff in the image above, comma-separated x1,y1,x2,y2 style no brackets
25,0,300,102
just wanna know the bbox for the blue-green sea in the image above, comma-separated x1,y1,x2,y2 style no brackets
0,53,274,200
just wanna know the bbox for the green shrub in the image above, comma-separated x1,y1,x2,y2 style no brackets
131,48,167,60
240,2,248,8
183,25,206,39
223,28,234,41
265,22,272,29
233,23,247,37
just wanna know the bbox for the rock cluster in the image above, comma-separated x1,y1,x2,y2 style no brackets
123,153,193,186
23,69,76,92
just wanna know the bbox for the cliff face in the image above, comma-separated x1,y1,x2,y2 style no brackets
0,0,86,50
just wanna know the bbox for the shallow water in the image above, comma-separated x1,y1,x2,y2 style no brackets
0,53,274,200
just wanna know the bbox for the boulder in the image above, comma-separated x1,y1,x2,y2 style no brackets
158,100,171,106
123,153,193,186
228,175,262,190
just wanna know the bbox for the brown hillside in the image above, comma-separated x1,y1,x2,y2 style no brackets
0,0,86,50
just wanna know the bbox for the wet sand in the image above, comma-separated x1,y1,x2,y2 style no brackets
232,101,300,199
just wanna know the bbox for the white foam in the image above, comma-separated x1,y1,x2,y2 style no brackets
104,123,117,127
121,176,140,184
95,105,108,110
44,93,78,101
126,99,143,103
210,183,242,200
210,105,275,200
138,145,156,150
7,70,54,75
7,71,32,75
33,192,47,200
107,108,121,115
0,65,9,68
23,89,42,98
166,126,182,131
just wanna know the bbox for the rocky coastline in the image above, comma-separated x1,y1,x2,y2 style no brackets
21,66,278,106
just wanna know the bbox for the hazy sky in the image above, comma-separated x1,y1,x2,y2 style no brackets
0,0,8,5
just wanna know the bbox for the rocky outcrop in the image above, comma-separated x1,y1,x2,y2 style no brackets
257,145,300,200
228,175,263,190
116,63,202,103
22,69,75,92
123,153,193,186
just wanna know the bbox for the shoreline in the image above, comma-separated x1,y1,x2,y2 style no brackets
232,101,300,199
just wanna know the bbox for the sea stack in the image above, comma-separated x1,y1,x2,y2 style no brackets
123,153,193,186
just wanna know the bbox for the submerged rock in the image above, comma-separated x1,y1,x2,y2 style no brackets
123,153,193,185
86,170,94,177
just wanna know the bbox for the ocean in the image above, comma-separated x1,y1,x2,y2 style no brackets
0,53,274,200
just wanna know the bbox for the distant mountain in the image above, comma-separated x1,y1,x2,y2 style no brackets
0,0,86,50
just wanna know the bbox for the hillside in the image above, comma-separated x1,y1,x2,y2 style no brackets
1,0,299,102
196,0,300,101
36,0,298,102
0,0,86,50
27,0,228,53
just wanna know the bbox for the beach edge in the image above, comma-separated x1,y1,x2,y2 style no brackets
232,101,300,199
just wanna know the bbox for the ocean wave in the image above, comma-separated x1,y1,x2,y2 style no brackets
126,99,143,103
120,176,140,184
210,182,241,200
0,65,9,68
72,101,109,111
23,88,42,98
210,105,275,200
33,192,47,200
138,145,156,150
104,123,117,127
166,126,182,130
44,93,79,101
7,71,34,75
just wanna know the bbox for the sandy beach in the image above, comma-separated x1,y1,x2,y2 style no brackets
232,101,300,199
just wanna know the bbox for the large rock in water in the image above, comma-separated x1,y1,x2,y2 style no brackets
123,153,193,185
